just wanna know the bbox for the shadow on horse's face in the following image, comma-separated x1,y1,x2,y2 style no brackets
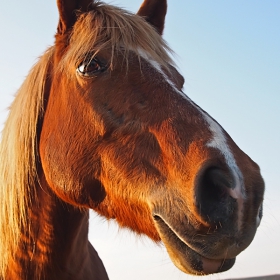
39,0,264,275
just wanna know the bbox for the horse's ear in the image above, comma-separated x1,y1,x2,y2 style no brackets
137,0,167,35
56,0,93,34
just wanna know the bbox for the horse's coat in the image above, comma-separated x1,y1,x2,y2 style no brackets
0,0,264,279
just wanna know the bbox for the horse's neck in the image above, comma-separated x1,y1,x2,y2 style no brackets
7,174,109,280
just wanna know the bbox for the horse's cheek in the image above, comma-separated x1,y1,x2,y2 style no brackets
39,123,104,207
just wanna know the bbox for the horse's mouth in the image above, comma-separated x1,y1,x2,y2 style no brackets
153,215,235,275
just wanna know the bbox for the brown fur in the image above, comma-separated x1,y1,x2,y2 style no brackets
0,0,264,279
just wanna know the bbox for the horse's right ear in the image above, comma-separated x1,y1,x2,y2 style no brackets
57,0,93,34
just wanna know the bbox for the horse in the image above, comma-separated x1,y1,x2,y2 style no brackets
0,0,264,279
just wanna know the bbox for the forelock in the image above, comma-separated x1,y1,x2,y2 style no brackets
60,2,174,72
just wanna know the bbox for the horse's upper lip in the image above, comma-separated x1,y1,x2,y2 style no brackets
153,214,235,275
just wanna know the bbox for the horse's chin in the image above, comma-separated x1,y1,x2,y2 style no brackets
153,215,235,275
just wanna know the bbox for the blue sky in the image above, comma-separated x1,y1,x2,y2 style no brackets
1,1,279,279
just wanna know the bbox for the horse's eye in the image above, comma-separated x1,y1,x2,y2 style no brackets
77,58,106,77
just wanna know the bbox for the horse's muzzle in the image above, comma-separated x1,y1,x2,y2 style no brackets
151,162,262,275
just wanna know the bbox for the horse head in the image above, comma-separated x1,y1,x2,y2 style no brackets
5,0,264,276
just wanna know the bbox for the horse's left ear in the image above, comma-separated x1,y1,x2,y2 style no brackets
57,0,93,34
137,0,167,35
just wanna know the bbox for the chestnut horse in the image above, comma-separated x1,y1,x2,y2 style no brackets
0,0,264,279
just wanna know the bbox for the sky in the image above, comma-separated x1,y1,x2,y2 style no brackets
0,0,280,279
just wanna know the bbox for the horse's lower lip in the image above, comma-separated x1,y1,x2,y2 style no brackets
153,214,235,274
201,257,226,274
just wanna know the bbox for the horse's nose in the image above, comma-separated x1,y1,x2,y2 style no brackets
195,167,239,225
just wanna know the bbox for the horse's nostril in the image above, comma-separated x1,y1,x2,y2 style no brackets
196,167,236,224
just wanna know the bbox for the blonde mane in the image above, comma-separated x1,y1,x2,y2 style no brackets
0,47,54,277
61,2,174,73
0,3,175,278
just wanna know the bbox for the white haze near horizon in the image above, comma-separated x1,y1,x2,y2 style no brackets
0,1,279,279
